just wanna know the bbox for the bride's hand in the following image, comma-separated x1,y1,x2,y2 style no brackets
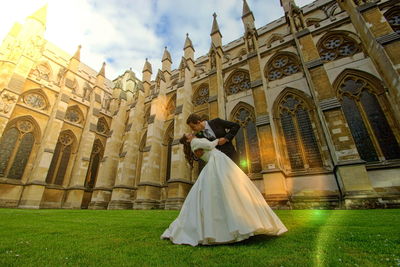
194,149,204,158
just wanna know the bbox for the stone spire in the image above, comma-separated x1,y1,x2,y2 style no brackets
210,12,221,36
184,33,194,50
142,58,152,74
98,62,106,77
242,0,251,17
72,45,81,61
162,46,172,63
28,4,48,27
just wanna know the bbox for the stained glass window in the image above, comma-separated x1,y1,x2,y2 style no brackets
385,7,400,34
318,34,360,62
338,75,400,162
0,120,36,179
0,128,19,176
226,71,251,96
166,95,176,116
85,140,103,189
96,118,108,134
24,93,46,110
46,132,74,185
267,54,301,81
232,105,261,174
193,85,209,106
65,107,82,124
8,133,34,179
279,94,323,171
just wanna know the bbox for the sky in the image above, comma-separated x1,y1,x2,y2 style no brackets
0,0,315,80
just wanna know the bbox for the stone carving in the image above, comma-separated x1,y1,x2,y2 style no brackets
0,91,17,114
289,3,306,31
29,63,50,81
56,67,67,86
209,50,216,70
353,0,374,6
83,82,92,101
245,24,256,52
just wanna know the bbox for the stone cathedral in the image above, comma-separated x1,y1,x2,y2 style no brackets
0,0,399,210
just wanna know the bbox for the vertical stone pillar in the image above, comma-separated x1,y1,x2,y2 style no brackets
63,62,104,209
89,93,127,209
108,89,145,209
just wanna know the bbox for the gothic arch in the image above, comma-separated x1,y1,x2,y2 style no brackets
265,52,302,81
45,130,77,186
0,116,41,180
29,61,53,82
273,88,324,172
96,117,109,135
192,83,209,106
135,131,147,187
65,105,84,125
20,88,50,111
316,31,362,62
333,69,400,162
161,121,174,182
224,69,251,96
236,48,247,58
166,93,176,117
384,6,400,34
266,33,285,47
230,102,261,174
84,139,104,189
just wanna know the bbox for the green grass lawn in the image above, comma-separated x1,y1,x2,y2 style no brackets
0,209,399,267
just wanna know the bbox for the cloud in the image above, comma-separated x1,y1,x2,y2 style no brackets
0,0,315,80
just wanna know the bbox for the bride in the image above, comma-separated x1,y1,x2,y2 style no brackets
161,133,287,246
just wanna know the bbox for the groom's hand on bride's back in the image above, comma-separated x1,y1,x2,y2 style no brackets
218,137,228,146
194,149,204,158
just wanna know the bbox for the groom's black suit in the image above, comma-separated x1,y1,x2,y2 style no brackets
196,118,240,165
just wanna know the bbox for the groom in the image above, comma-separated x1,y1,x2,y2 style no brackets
186,113,240,165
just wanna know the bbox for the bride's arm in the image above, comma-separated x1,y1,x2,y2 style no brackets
191,138,219,151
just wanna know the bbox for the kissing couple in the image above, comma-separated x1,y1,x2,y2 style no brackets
161,113,287,246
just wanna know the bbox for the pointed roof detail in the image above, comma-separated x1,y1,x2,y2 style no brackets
142,58,152,73
98,62,106,77
210,13,221,35
72,45,81,61
156,69,165,82
242,0,251,17
162,46,172,62
184,33,194,50
179,57,187,70
28,4,47,27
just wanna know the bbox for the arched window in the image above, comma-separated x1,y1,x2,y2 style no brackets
84,139,103,189
65,106,83,124
164,124,174,181
384,7,400,34
45,131,75,185
266,53,301,81
96,117,109,135
22,90,48,110
277,92,323,171
336,71,400,162
193,84,209,106
317,33,360,62
231,104,261,174
225,70,251,96
166,94,176,116
0,119,37,179
135,132,147,186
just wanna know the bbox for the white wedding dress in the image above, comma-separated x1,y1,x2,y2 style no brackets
161,138,287,246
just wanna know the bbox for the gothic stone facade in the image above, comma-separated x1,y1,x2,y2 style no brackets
0,0,399,210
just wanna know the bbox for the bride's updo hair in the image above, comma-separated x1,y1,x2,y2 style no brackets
179,134,195,167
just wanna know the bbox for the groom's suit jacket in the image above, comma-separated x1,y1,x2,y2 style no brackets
196,118,240,164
